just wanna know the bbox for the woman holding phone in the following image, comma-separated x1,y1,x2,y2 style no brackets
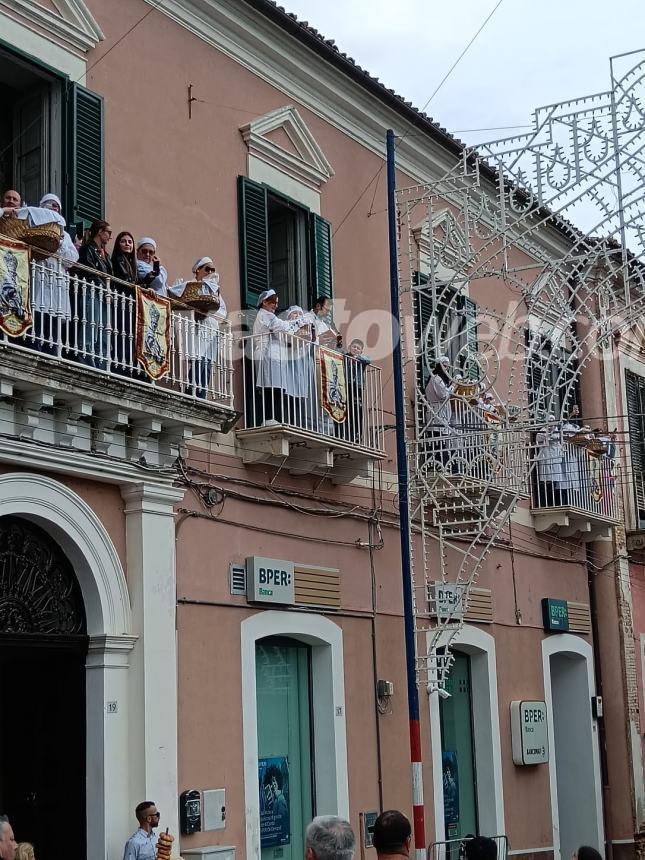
136,237,168,295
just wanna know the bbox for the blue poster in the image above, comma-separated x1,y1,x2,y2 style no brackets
259,756,290,847
442,750,460,826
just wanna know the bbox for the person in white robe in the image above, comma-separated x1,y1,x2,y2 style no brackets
169,256,227,399
282,305,313,428
536,416,564,506
136,238,168,296
20,193,78,354
251,289,306,425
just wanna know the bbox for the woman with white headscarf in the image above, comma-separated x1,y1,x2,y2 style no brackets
282,305,312,426
169,256,227,399
27,193,78,355
136,238,167,295
250,289,306,425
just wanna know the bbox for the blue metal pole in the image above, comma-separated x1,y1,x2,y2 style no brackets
386,128,426,858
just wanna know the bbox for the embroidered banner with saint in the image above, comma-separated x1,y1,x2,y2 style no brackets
136,289,171,380
589,453,603,504
0,237,31,337
319,346,347,423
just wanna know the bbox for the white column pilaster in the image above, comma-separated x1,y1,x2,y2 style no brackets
121,482,185,841
86,633,138,860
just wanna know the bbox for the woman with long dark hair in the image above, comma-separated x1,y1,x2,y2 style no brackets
110,231,138,375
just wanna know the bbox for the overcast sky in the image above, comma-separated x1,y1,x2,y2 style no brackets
281,0,644,148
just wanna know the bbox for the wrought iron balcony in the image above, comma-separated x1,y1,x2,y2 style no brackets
237,332,385,482
531,438,620,539
0,256,236,465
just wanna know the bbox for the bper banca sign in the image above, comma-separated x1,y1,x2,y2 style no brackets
510,700,549,765
246,557,295,605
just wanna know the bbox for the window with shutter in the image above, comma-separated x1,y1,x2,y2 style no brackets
238,178,334,314
626,370,645,518
309,213,333,307
65,83,104,225
526,331,579,420
238,176,269,311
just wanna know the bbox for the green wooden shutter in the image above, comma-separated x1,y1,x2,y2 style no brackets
526,329,544,414
66,83,104,225
462,296,479,381
309,213,333,306
238,176,269,310
626,371,645,512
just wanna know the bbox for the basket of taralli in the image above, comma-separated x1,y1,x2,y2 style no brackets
0,218,62,254
179,280,221,313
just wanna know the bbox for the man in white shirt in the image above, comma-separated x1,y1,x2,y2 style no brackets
123,801,160,860
0,189,21,218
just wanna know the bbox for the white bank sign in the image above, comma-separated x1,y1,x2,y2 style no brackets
246,557,295,605
510,700,549,765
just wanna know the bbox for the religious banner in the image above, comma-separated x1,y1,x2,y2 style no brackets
136,289,171,380
0,237,31,337
589,454,603,503
319,346,347,423
258,756,290,848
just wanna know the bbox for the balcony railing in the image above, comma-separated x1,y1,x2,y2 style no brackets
414,393,529,499
2,257,233,408
532,438,619,522
240,331,384,455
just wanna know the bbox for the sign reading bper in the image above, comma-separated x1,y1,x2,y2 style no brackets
246,557,295,605
510,700,549,765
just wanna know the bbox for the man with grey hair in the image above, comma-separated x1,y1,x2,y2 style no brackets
0,815,17,860
305,816,356,860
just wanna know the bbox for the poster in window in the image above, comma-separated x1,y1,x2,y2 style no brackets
259,756,290,848
442,750,460,826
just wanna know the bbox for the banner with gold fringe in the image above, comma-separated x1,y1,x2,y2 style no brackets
319,346,347,423
0,237,31,337
136,289,171,380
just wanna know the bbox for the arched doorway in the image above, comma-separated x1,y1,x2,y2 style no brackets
0,515,88,860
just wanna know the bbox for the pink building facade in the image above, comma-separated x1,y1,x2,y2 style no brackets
0,3,643,860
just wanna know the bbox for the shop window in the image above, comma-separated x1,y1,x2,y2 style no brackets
0,44,103,226
256,637,314,860
238,176,333,313
440,652,478,846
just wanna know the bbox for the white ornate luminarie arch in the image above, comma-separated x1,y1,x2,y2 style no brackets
395,48,645,691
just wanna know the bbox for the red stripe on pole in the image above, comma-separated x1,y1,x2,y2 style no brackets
410,719,422,762
413,803,426,851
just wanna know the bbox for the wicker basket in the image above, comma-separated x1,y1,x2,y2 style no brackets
178,280,221,313
0,218,62,254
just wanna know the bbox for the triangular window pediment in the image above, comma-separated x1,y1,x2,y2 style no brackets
240,105,334,192
413,209,470,271
4,0,104,52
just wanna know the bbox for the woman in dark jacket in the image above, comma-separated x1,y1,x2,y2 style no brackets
111,231,137,283
73,220,112,368
109,231,138,375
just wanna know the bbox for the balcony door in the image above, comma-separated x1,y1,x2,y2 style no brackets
13,89,49,205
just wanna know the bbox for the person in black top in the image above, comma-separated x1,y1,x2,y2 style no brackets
110,230,139,376
111,231,137,283
74,220,112,368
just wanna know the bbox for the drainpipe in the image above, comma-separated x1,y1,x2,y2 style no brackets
386,128,427,860
586,545,612,860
